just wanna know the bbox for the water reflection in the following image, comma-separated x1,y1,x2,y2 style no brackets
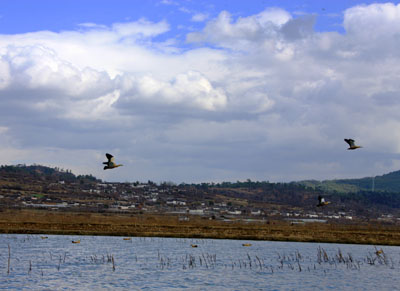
0,234,399,290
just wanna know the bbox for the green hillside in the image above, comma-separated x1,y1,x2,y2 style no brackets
300,170,400,193
0,164,100,184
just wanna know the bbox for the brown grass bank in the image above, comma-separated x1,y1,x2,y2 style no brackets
0,209,399,245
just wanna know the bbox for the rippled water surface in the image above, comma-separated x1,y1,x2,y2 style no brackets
0,234,399,290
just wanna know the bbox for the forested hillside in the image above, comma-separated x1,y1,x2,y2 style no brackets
299,170,400,193
1,164,400,216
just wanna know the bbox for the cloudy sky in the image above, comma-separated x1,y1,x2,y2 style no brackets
1,0,400,183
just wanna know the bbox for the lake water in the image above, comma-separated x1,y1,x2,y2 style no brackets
0,234,399,290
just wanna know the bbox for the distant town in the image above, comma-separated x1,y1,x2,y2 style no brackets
1,164,400,224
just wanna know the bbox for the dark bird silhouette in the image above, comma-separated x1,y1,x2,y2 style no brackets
344,139,362,150
103,153,123,170
317,195,330,207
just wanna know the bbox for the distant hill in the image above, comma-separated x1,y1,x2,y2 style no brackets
299,170,400,193
0,164,101,184
1,164,400,214
3,164,400,195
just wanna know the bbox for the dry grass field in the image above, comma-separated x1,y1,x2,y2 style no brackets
0,209,399,245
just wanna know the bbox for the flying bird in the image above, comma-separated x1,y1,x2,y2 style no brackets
317,195,330,207
103,153,123,170
344,139,362,150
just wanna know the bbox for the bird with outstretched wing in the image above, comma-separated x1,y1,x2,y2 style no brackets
103,153,123,170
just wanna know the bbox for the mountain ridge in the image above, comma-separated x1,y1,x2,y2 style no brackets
2,164,400,194
298,170,400,193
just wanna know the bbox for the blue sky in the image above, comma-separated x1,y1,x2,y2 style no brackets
1,1,400,183
1,0,392,35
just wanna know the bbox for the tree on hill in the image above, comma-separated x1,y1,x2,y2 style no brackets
0,164,101,183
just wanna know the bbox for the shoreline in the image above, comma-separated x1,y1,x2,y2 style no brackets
1,209,400,246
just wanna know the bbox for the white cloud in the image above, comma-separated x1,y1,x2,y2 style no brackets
115,71,227,111
191,13,209,22
160,0,178,5
1,4,400,182
344,3,400,38
2,45,114,97
186,8,292,48
0,126,30,165
0,19,176,79
0,56,10,89
112,19,170,38
78,22,108,29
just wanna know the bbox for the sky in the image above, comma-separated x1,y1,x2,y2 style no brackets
1,0,400,183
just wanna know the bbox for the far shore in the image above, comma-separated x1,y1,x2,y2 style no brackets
1,209,399,246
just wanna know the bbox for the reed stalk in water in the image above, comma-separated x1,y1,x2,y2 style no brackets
7,244,11,275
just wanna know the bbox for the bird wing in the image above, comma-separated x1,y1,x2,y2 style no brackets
344,139,355,147
105,153,113,161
